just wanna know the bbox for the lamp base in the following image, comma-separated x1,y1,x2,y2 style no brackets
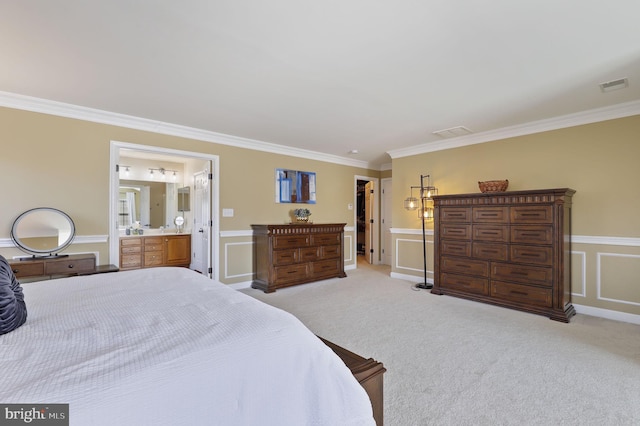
415,282,433,290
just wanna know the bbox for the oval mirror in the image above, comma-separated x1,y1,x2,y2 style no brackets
174,216,185,229
10,208,76,257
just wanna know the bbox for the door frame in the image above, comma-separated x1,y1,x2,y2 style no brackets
354,175,380,266
109,140,220,281
381,177,392,266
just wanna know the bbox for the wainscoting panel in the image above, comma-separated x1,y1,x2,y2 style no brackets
224,241,253,280
597,252,640,307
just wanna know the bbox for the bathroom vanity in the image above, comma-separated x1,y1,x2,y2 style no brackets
120,234,191,270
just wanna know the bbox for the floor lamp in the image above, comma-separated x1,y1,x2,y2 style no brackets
404,174,437,290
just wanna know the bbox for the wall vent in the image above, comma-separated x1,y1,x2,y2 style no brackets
432,126,473,138
599,77,628,93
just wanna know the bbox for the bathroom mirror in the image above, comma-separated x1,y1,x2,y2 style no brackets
119,180,182,228
10,207,76,257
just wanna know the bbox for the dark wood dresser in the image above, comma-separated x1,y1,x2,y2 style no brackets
251,223,346,293
9,254,118,282
432,188,576,322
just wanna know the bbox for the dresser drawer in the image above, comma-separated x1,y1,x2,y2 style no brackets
311,233,340,246
274,235,310,249
441,240,471,257
491,281,552,308
510,206,553,223
473,225,508,242
319,245,341,259
300,247,320,262
45,258,95,275
144,252,164,267
274,264,309,284
441,273,489,295
472,242,508,261
312,259,341,277
274,249,299,265
510,245,553,266
473,207,508,223
10,261,45,278
441,257,489,277
491,263,552,286
440,207,471,222
511,226,553,245
440,224,471,240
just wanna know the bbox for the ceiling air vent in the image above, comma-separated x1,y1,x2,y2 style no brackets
432,126,473,138
599,77,628,93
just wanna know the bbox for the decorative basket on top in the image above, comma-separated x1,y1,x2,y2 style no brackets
478,179,509,193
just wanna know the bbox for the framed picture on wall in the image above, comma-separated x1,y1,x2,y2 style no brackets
275,168,316,204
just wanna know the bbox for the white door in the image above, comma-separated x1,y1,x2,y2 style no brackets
192,169,211,276
381,178,392,265
364,181,375,264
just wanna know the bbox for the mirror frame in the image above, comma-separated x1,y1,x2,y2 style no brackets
10,207,76,256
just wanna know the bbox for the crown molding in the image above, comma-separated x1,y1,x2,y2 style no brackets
388,100,640,159
0,91,371,169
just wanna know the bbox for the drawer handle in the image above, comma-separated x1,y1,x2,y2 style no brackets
521,213,539,217
521,253,538,257
12,269,19,274
455,264,471,268
68,264,74,269
510,290,528,296
521,233,540,237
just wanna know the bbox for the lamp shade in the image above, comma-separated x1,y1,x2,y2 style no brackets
404,196,419,210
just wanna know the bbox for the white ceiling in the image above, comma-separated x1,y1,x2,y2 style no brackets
2,1,639,168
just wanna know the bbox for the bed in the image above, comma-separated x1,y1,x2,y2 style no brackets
0,267,376,425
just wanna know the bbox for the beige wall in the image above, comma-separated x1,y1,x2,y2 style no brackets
392,115,640,318
0,107,381,282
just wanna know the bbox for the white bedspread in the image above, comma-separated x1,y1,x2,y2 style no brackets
0,267,374,426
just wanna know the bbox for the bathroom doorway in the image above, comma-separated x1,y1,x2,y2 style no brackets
109,141,219,280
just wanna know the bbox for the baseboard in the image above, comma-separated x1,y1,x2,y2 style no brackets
390,271,434,284
573,304,640,325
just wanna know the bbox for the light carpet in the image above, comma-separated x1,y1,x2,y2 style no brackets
241,261,640,426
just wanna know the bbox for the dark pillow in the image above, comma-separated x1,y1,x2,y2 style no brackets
0,255,27,335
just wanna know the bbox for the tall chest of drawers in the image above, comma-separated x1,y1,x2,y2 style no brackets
251,223,346,293
432,188,576,322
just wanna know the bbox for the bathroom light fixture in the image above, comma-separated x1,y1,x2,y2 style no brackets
120,165,131,177
148,167,178,181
